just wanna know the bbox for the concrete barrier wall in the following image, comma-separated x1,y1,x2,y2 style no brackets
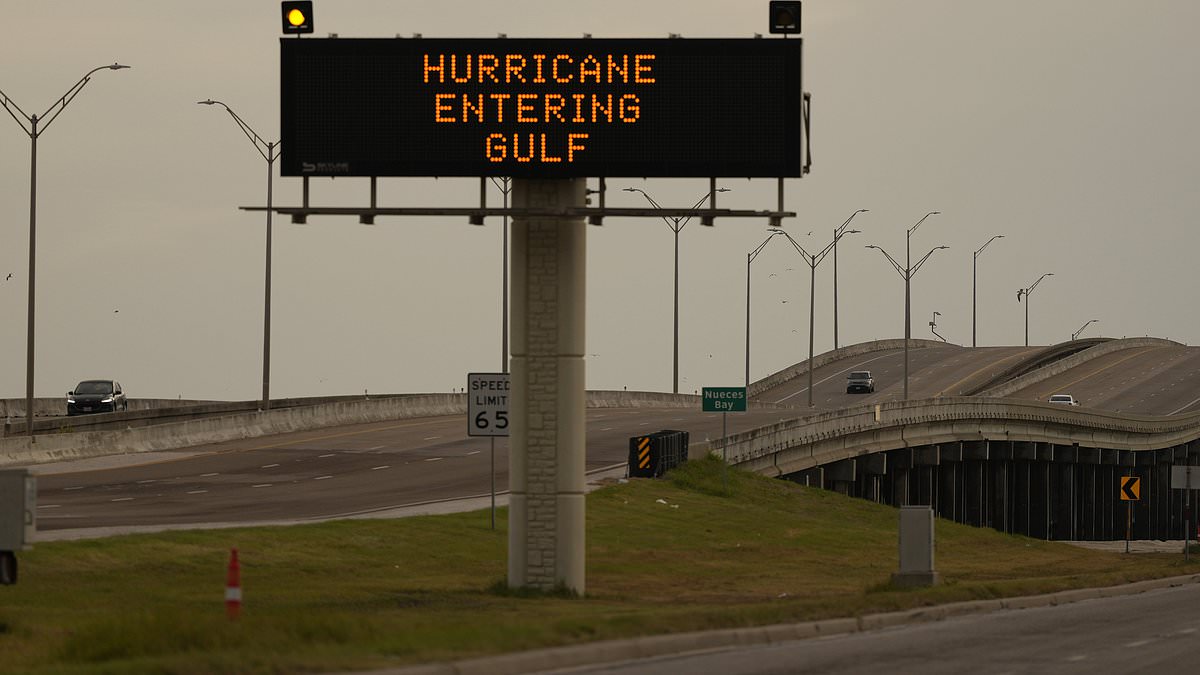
0,390,777,468
748,339,948,398
714,396,1200,477
977,337,1181,398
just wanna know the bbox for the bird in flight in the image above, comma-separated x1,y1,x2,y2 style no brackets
4,273,11,281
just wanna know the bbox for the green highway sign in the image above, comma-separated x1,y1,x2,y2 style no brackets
702,387,746,412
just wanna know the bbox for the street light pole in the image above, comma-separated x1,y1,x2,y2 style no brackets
832,209,868,350
198,100,279,410
625,186,729,394
745,230,784,389
866,212,946,400
490,177,512,372
1016,273,1054,347
1,63,130,436
972,235,1004,348
1071,319,1099,341
776,227,859,407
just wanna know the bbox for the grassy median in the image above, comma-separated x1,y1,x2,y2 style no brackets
2,456,1195,674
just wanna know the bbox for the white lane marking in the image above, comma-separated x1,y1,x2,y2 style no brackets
111,497,134,502
639,422,649,426
423,436,441,441
774,352,897,403
370,465,390,471
38,504,60,509
187,490,208,495
64,486,84,491
424,457,444,462
136,479,156,484
200,473,219,477
262,463,280,469
466,450,481,456
1167,396,1200,415
600,427,613,431
1065,655,1086,662
252,483,273,488
314,475,334,480
368,445,387,450
1124,639,1152,647
319,453,336,458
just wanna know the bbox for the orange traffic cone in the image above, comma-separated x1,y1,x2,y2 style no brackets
225,548,241,620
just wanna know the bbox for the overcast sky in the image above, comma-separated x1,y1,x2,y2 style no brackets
1,1,1197,401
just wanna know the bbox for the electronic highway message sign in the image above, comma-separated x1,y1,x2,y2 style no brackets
280,37,803,178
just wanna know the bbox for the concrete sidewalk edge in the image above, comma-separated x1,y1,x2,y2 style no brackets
340,573,1200,675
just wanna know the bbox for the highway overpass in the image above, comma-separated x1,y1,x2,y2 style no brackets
6,337,1200,541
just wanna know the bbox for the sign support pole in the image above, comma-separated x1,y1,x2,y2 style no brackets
508,178,587,594
722,411,728,492
1125,501,1131,554
491,436,496,531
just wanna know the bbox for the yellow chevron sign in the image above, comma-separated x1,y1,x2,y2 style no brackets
1121,476,1140,501
637,437,651,469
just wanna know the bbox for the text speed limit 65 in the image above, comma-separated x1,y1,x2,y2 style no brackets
474,410,508,434
467,372,510,437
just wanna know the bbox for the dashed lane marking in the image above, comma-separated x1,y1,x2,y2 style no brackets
63,486,84,491
370,466,390,471
319,453,336,458
423,436,441,441
38,504,60,509
187,490,208,495
424,457,444,462
111,497,134,502
251,484,273,488
262,463,280,468
314,475,334,480
200,472,219,477
466,450,481,456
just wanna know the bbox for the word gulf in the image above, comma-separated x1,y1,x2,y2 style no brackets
422,52,656,164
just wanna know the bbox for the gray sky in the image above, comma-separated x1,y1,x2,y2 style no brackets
1,1,1198,401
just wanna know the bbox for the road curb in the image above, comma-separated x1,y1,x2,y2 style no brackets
340,573,1200,675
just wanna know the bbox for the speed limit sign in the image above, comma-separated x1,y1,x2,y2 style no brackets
468,373,510,437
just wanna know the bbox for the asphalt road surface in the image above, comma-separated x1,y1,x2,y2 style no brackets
533,582,1200,675
32,342,1200,533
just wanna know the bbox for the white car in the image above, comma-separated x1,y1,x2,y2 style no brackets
1047,394,1079,406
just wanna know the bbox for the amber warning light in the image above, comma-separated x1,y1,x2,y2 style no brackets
280,37,804,178
281,1,313,34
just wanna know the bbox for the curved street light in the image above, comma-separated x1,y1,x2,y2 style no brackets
867,234,949,399
972,234,1004,347
745,229,785,388
832,209,869,350
1,63,130,436
625,186,730,394
198,100,279,410
929,311,946,342
865,212,944,400
775,225,861,406
1071,319,1099,341
1016,272,1054,347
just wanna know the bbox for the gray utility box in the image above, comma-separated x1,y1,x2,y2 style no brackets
0,469,36,551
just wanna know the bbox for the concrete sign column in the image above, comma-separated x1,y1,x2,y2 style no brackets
508,178,587,594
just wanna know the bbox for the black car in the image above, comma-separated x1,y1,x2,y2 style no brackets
67,380,128,415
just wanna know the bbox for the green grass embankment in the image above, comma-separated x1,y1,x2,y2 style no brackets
1,456,1195,674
